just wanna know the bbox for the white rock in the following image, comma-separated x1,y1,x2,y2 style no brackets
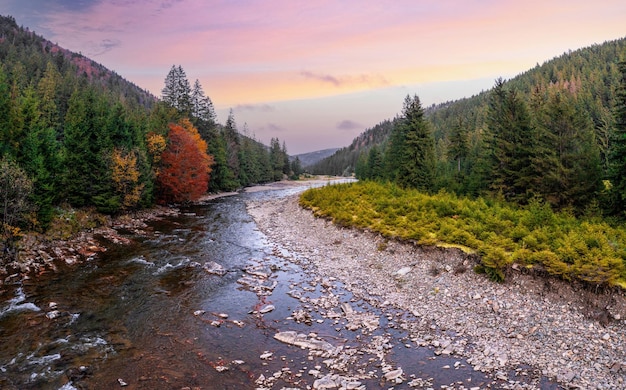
259,351,273,360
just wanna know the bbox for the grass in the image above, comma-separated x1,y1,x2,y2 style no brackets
299,181,626,287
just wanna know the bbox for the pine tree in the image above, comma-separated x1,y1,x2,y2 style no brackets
608,56,626,215
395,94,435,191
270,137,284,181
281,141,290,176
290,157,303,179
191,79,217,124
223,110,241,183
63,86,116,211
161,65,192,115
532,88,602,209
485,79,536,202
448,117,468,174
366,145,384,180
383,115,405,182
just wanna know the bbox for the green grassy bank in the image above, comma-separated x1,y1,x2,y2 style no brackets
299,181,626,287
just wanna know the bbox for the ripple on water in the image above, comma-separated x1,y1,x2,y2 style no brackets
0,287,41,317
126,255,155,267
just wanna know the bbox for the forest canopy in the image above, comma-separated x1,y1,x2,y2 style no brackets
0,16,296,259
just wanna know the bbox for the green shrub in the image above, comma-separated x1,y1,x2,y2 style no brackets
299,181,626,287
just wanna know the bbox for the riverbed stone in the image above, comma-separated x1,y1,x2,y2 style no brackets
246,191,626,390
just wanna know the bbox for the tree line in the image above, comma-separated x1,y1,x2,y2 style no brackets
340,38,626,218
0,15,297,259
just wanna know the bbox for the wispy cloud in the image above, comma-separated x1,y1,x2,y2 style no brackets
235,104,275,112
337,120,362,131
266,123,285,132
85,38,121,56
300,71,389,88
300,71,341,87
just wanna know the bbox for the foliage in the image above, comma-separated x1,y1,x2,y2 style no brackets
110,149,144,210
300,181,626,287
0,15,291,242
390,94,436,190
157,120,213,204
0,157,33,260
311,38,626,218
609,56,626,215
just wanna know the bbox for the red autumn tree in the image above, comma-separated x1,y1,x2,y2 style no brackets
157,120,213,204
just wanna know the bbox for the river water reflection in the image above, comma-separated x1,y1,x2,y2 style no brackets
0,183,552,389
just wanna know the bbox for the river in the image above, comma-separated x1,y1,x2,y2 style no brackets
0,182,554,389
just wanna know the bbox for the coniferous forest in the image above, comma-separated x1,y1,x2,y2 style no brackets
0,16,296,258
312,37,626,217
302,37,626,287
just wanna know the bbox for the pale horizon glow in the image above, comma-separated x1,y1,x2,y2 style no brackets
4,0,626,154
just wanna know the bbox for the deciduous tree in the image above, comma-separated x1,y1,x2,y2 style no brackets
157,120,213,203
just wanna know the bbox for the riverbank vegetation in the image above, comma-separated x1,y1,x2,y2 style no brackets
300,181,626,287
0,15,302,263
302,39,626,287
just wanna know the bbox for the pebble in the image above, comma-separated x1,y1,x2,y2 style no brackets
247,193,626,390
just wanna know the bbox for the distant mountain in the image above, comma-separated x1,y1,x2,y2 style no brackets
293,148,340,167
307,120,396,175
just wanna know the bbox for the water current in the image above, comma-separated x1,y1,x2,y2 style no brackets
0,184,556,389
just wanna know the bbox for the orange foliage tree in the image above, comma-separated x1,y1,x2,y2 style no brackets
157,119,214,204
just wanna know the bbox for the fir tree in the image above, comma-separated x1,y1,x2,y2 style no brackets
161,65,192,115
609,56,626,215
395,94,435,191
485,79,536,202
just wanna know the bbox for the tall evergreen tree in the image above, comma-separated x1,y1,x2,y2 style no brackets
191,79,217,124
270,137,284,181
161,65,192,115
223,110,241,183
395,94,435,191
63,86,116,212
366,145,384,180
448,117,469,174
609,56,626,215
533,88,602,209
485,79,536,202
383,115,405,182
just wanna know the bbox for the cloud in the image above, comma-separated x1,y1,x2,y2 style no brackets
266,123,285,132
300,71,341,87
234,103,275,112
337,120,362,131
86,38,121,56
300,70,389,88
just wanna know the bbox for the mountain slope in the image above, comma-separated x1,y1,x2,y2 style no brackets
293,148,340,167
310,37,626,177
0,15,156,108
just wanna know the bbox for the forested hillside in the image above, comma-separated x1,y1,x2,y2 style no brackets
315,37,626,214
0,15,295,259
293,148,340,168
308,119,397,175
302,37,626,286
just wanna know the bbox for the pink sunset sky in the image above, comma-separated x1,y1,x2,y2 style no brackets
5,0,626,154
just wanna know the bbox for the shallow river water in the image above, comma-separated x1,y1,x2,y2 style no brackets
0,184,556,389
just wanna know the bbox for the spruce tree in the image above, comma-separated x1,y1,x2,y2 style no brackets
609,57,626,215
161,65,192,115
485,79,535,202
366,145,384,180
396,94,435,191
533,88,602,209
191,79,217,124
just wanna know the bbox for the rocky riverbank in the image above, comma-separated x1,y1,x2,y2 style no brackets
0,205,181,288
246,194,626,390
